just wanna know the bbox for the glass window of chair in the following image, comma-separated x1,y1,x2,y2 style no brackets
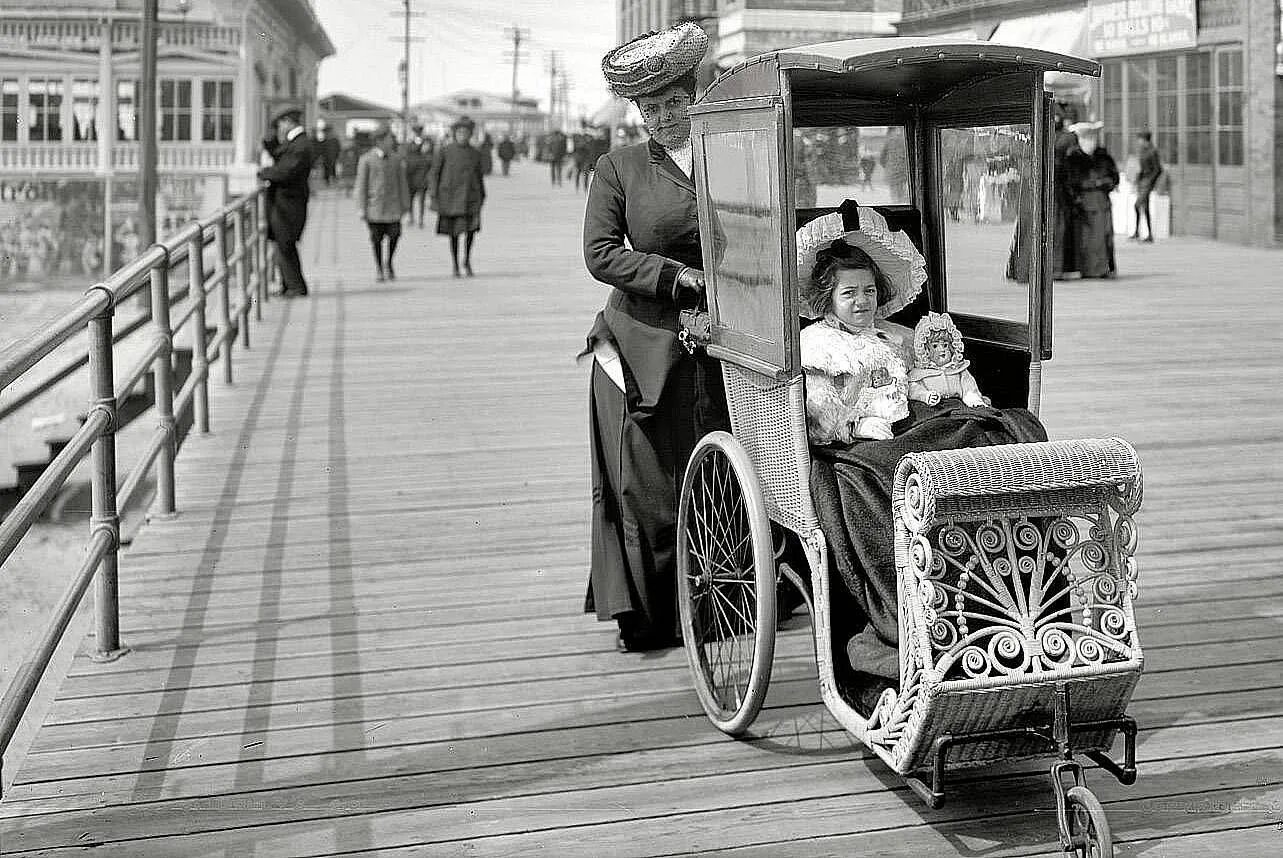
793,125,910,209
1,78,18,142
71,77,98,141
116,80,138,141
701,125,786,367
1184,51,1213,165
1215,48,1243,167
937,124,1033,322
27,77,64,142
201,79,234,142
159,78,192,141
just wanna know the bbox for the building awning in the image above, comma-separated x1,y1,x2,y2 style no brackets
989,8,1089,57
989,8,1094,95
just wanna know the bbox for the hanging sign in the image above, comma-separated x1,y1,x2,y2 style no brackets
1087,0,1198,57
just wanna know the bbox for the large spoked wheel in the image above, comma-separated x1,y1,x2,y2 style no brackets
1065,785,1114,858
677,431,776,736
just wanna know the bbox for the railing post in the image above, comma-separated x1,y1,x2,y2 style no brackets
148,247,177,517
249,201,264,319
234,206,251,349
214,215,233,384
86,285,127,662
257,191,271,305
187,225,210,433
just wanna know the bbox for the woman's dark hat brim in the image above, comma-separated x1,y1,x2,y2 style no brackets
602,22,708,99
272,106,304,124
450,116,476,131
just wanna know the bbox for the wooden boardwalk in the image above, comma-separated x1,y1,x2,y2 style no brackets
1,165,1281,856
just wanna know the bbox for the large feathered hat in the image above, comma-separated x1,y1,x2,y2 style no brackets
601,22,708,99
796,202,927,320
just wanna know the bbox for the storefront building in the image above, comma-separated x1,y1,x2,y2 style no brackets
897,0,1281,246
0,0,333,284
715,1,903,69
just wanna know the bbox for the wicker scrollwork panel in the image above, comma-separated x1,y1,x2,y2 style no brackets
907,501,1141,681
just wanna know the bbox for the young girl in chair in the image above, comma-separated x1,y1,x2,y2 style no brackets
798,206,1046,714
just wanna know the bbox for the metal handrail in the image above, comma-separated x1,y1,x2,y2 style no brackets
0,188,273,794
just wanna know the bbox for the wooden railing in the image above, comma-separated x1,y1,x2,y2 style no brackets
0,143,235,173
0,188,275,795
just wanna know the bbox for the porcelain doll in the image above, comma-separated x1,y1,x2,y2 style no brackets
906,312,989,408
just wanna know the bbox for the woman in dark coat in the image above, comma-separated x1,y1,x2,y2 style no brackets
582,22,726,651
1066,121,1119,279
427,116,486,277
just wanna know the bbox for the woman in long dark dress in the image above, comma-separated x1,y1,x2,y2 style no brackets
581,22,727,651
1065,121,1119,279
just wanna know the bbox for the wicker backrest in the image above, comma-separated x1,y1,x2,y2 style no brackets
893,438,1144,686
721,363,819,536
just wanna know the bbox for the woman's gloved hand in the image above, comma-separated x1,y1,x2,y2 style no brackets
677,266,704,292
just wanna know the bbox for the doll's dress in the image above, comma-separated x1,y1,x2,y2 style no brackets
907,358,988,407
800,316,913,445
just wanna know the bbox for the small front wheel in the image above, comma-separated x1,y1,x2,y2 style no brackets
677,432,776,736
1064,785,1113,858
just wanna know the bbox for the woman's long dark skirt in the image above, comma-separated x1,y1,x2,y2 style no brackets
584,359,698,639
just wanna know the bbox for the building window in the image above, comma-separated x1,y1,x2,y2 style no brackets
72,77,99,141
1124,58,1152,155
117,80,137,141
27,77,64,142
160,78,192,141
1101,60,1123,155
1,78,18,141
1184,52,1213,165
1153,56,1179,165
201,79,234,141
1215,49,1244,166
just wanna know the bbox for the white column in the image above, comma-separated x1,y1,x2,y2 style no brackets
97,18,114,170
235,20,256,164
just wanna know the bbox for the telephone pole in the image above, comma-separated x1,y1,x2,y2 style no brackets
547,51,561,132
401,0,410,136
502,25,530,135
389,2,425,138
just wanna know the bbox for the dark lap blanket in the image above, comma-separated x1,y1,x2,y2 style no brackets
810,401,1048,683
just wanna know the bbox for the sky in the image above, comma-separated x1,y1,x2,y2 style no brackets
312,0,617,116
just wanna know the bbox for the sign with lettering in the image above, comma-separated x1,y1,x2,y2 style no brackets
1087,0,1198,57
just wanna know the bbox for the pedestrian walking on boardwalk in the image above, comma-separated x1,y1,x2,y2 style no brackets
356,125,412,282
1131,130,1163,243
581,22,729,652
1066,120,1119,279
546,130,568,186
315,120,341,185
403,124,434,228
497,135,516,176
479,132,495,176
428,115,486,277
258,106,315,297
1052,105,1080,278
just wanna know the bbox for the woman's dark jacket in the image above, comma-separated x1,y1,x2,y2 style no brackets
583,138,702,414
427,143,486,217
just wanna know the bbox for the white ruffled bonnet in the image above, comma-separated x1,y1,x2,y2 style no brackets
796,205,928,321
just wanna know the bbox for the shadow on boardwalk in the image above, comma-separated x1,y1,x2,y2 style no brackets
0,163,1281,856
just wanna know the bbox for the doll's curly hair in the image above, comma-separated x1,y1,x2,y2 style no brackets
804,240,893,318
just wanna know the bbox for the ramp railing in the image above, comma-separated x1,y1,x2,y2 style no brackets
0,189,275,794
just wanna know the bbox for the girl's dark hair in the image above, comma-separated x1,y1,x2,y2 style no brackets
807,241,891,317
632,71,698,102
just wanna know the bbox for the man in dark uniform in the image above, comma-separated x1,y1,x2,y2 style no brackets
258,106,314,297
